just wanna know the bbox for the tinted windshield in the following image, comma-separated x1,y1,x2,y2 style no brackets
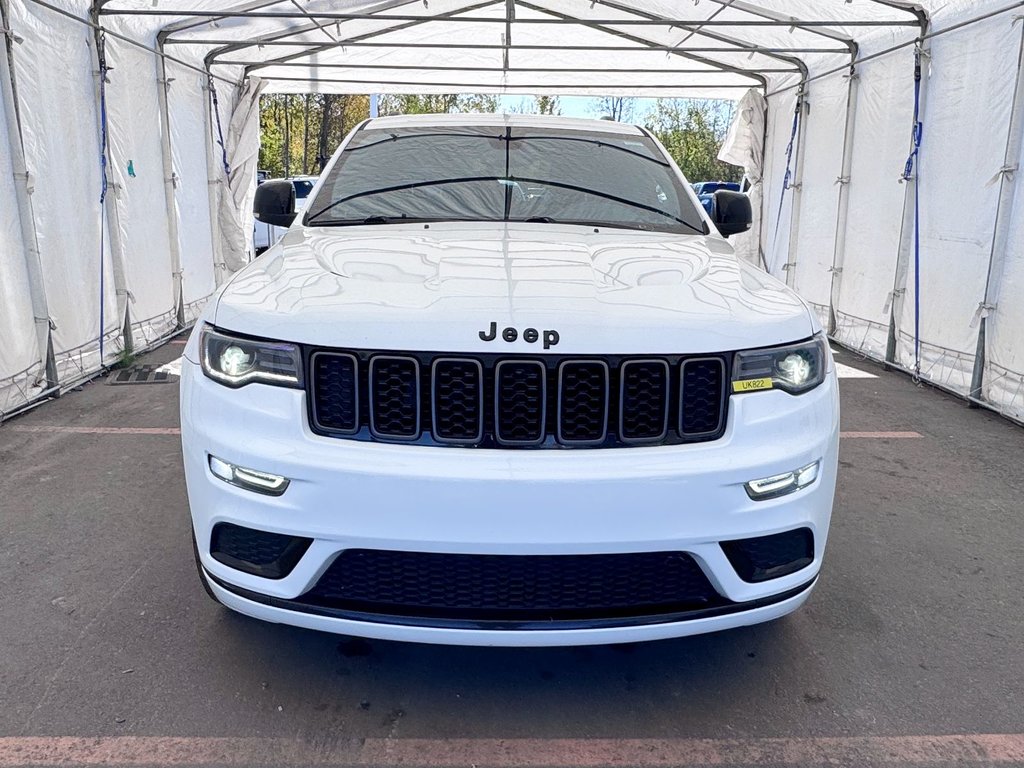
306,126,705,234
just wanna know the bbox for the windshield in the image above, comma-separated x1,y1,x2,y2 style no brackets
306,126,706,234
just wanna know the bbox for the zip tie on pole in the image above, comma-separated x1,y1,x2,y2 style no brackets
901,46,924,382
970,302,998,329
208,75,231,179
883,288,905,315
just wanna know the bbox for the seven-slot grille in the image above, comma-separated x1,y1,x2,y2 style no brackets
309,351,727,448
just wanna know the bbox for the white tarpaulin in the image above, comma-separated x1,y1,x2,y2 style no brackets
2,0,1024,425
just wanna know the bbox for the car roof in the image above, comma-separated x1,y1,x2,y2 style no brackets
363,112,644,136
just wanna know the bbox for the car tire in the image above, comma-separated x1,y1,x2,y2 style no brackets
191,528,223,605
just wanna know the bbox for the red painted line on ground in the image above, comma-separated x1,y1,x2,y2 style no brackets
1,735,1023,767
8,425,181,435
170,339,188,345
840,431,923,439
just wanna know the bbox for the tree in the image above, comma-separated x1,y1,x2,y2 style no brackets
645,99,741,183
591,96,636,123
534,95,561,115
257,94,370,177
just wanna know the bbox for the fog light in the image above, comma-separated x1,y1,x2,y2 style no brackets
208,455,290,496
745,461,820,501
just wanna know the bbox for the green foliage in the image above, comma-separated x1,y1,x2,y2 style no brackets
257,94,370,178
378,93,499,116
534,95,561,115
645,99,741,183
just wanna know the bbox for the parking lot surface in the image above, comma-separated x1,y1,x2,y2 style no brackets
1,338,1022,767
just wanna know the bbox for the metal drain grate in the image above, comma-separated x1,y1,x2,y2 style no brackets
108,365,176,385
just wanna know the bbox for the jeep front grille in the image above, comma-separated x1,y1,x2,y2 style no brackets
308,350,728,448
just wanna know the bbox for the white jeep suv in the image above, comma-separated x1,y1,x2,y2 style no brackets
180,113,839,647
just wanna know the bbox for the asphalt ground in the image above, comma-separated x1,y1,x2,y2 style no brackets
0,337,1022,767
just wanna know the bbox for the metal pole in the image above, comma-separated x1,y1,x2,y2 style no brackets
89,17,133,356
0,0,58,391
203,69,230,286
886,40,930,368
154,36,187,327
969,19,1024,403
783,86,809,290
828,54,861,335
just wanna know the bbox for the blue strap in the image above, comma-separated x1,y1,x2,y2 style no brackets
209,77,231,179
773,89,803,245
902,49,924,378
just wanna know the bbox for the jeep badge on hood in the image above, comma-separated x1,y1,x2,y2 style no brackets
478,322,560,349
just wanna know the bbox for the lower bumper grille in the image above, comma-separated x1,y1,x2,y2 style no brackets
721,528,815,583
297,549,723,622
209,523,312,580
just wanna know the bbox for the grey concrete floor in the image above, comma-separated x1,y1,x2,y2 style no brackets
0,338,1022,766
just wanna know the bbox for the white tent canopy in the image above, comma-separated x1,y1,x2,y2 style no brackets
2,0,1024,424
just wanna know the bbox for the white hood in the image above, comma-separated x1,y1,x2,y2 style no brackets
213,222,816,355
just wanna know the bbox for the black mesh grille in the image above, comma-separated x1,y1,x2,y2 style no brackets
432,359,484,443
681,358,726,436
370,356,420,439
311,353,358,433
620,360,670,442
300,549,721,621
495,361,546,445
558,361,609,443
722,528,814,583
209,523,312,580
308,350,729,447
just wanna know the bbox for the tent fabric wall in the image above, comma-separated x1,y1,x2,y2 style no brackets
0,52,44,416
8,0,121,384
2,0,1024,428
106,39,179,349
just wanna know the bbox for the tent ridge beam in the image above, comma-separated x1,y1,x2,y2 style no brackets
229,63,801,73
178,39,850,54
103,9,920,26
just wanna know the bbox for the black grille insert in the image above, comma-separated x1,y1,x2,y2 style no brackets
300,549,722,621
681,358,726,436
311,352,358,434
209,523,312,580
495,360,546,445
432,358,484,444
558,361,609,444
619,359,670,442
369,356,420,440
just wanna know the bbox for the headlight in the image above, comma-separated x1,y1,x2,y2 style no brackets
200,326,303,388
732,334,828,395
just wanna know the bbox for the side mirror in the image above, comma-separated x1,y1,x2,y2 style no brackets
712,190,752,238
254,180,296,227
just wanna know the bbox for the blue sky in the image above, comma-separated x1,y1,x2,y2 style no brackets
496,95,658,121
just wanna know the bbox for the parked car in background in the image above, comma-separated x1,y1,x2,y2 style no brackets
693,181,743,216
253,175,318,253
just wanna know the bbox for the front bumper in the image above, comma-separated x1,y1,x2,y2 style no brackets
180,358,839,646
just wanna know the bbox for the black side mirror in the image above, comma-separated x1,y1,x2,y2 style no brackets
254,180,296,227
712,190,752,238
